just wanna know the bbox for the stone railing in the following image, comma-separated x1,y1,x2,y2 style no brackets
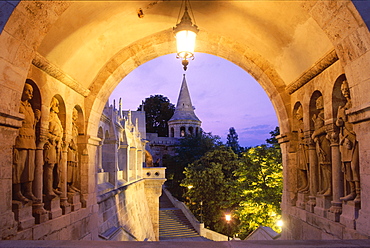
143,167,166,179
162,188,228,241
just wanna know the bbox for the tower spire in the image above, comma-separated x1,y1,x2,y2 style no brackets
168,74,201,138
176,74,195,112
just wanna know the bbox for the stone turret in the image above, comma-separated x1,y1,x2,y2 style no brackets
168,74,201,138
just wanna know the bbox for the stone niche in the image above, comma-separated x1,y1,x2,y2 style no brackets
281,59,369,239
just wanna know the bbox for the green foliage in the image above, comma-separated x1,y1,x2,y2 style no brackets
234,128,282,238
181,147,240,233
167,126,282,239
165,131,222,200
137,95,175,137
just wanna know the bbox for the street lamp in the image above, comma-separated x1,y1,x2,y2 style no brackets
200,200,203,223
225,213,232,241
173,0,199,71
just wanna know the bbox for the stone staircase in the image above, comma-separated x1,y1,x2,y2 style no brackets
159,191,210,241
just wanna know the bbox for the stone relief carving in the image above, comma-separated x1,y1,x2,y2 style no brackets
295,105,309,193
13,83,41,203
67,108,80,193
311,96,332,196
336,80,360,202
43,97,64,199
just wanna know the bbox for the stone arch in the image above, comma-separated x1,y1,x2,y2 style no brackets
332,74,347,121
96,126,104,173
170,127,174,138
73,105,85,136
180,126,186,137
97,126,103,140
25,79,41,114
0,2,368,143
1,1,370,240
50,94,66,133
292,101,303,133
188,126,194,135
24,79,42,144
104,130,110,140
309,91,323,130
85,29,290,140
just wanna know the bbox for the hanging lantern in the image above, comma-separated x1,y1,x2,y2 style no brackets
173,1,199,71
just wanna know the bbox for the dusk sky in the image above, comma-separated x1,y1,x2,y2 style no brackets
109,53,278,148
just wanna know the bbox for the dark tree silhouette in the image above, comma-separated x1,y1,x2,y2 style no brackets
138,95,175,137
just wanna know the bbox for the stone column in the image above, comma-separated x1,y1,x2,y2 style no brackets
143,167,166,241
0,114,22,238
346,105,369,233
306,134,318,212
32,127,49,223
97,141,103,172
60,143,71,214
327,131,343,222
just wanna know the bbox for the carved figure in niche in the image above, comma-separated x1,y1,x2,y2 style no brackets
311,96,331,196
145,150,153,167
295,106,309,193
43,97,63,199
67,108,80,193
13,83,41,203
336,80,360,202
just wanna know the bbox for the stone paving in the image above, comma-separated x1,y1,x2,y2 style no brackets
1,240,370,248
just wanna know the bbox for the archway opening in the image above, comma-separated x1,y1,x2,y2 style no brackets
109,53,278,147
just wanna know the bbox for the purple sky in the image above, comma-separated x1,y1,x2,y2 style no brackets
109,53,278,148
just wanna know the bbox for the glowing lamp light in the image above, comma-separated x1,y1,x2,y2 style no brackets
225,214,231,222
277,220,283,227
173,1,199,71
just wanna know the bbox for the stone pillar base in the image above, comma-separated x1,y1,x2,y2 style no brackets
44,197,62,219
314,195,332,217
305,196,316,213
60,197,71,215
327,201,342,222
32,202,49,224
68,192,81,211
12,201,35,230
355,209,370,236
296,192,309,209
340,201,360,229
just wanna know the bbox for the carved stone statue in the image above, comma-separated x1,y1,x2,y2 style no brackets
145,150,154,167
312,96,331,196
336,80,360,202
43,97,63,199
67,108,80,193
295,106,309,193
13,83,41,203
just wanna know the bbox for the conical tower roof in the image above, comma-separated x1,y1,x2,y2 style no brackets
169,75,201,123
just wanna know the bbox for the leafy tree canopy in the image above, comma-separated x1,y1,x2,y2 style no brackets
165,131,222,199
235,127,282,238
181,146,240,233
178,126,282,239
137,95,175,137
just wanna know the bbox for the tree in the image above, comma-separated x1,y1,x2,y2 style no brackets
137,95,175,137
266,126,280,147
165,131,222,200
234,127,282,238
226,127,242,154
181,147,240,233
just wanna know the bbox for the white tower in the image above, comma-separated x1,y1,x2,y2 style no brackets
168,74,201,138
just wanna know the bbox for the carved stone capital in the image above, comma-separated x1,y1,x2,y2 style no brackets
327,131,339,146
37,127,49,148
